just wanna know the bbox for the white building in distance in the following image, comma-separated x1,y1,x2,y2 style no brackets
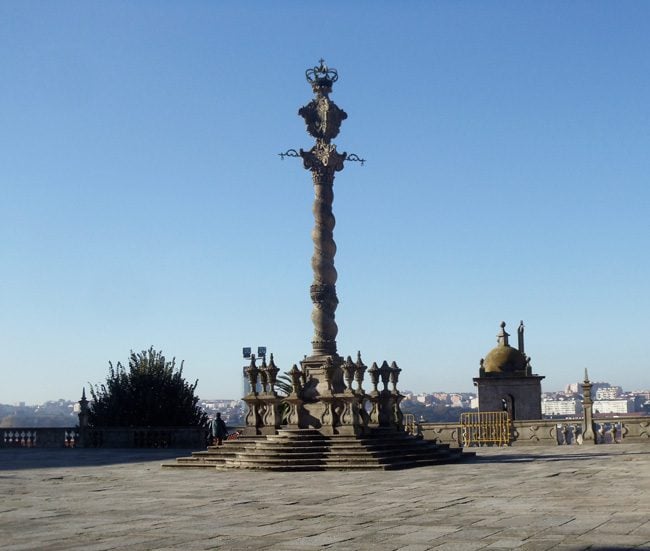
593,399,631,414
595,386,622,400
542,399,579,417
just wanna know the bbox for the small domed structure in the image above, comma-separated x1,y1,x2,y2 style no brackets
482,322,528,375
474,321,544,421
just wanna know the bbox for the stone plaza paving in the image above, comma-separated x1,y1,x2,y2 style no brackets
1,444,649,550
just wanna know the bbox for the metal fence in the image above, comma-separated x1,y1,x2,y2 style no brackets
460,411,511,447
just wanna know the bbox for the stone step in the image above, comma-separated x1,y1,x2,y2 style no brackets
162,462,217,469
225,446,459,464
258,439,330,448
166,428,473,471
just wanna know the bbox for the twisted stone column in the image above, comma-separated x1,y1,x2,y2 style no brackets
310,168,339,355
298,62,348,359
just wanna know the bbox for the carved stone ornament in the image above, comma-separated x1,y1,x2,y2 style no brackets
379,360,391,391
368,362,380,393
289,364,302,395
343,356,356,391
265,353,280,392
354,351,366,392
389,361,401,392
299,97,348,141
300,142,347,173
245,356,259,395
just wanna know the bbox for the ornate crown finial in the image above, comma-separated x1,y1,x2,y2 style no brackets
305,59,338,94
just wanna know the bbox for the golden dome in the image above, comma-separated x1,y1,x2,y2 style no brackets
483,344,527,374
481,321,528,375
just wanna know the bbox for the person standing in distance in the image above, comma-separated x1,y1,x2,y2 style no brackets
211,412,228,446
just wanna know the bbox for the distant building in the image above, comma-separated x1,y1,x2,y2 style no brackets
542,399,579,417
564,383,580,394
595,386,622,400
449,394,464,408
473,321,544,421
593,399,631,414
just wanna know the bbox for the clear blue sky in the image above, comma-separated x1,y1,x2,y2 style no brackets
2,2,649,404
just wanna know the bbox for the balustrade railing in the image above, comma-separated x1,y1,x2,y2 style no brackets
242,352,405,435
419,415,650,448
0,427,207,449
1,428,79,448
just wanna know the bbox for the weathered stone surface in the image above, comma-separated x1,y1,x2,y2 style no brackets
1,444,649,549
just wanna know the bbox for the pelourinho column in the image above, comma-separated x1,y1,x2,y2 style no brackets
280,60,364,402
299,62,348,358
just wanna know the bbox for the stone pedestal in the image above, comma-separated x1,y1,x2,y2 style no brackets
242,395,262,436
300,355,345,399
259,394,282,435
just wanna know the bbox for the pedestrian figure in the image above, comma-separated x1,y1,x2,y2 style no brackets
211,412,228,446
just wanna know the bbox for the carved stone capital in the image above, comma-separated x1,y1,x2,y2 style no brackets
300,142,346,174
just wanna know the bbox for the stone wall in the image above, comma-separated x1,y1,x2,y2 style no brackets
421,415,650,447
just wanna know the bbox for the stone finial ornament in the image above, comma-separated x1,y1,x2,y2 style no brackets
497,321,509,346
266,353,280,391
517,320,525,354
259,356,269,393
379,361,391,391
343,355,356,391
368,362,380,393
245,355,259,396
78,388,90,428
289,364,302,396
389,361,401,392
354,351,366,392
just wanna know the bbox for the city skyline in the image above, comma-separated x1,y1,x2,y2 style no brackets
2,3,650,403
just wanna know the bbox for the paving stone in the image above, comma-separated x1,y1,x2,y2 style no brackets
483,539,527,549
429,542,487,551
594,520,646,535
514,541,558,551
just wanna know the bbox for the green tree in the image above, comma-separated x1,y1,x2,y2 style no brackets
88,347,208,427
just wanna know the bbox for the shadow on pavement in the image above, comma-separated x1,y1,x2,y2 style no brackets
581,548,650,551
465,449,650,464
0,448,194,470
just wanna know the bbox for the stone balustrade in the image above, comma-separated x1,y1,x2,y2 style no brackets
1,427,207,449
420,415,650,448
242,352,404,435
1,428,79,448
80,427,207,448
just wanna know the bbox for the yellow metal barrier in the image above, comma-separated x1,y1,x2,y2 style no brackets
403,413,417,435
460,411,511,447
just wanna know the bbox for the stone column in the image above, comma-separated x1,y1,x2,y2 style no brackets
294,61,350,416
582,369,595,442
279,61,366,433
